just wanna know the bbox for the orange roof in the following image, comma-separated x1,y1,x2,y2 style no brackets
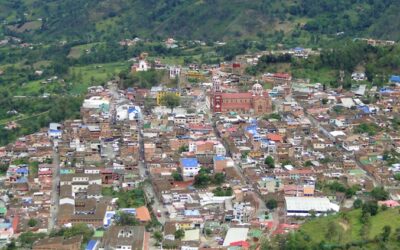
267,133,282,142
135,206,151,222
221,92,253,99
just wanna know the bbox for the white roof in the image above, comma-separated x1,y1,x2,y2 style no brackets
340,98,355,108
182,229,200,242
330,130,346,137
285,197,340,212
223,227,249,246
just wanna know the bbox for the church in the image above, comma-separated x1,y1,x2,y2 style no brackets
210,76,272,115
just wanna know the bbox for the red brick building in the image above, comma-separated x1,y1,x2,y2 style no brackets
211,83,272,115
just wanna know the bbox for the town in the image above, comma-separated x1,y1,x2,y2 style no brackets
0,46,400,250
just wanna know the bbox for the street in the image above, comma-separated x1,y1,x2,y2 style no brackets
48,141,60,231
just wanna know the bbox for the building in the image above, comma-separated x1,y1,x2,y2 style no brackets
169,66,181,79
32,236,82,250
223,227,249,247
211,83,272,115
99,225,147,250
181,158,200,179
285,197,340,217
131,60,149,72
156,90,180,106
263,73,292,85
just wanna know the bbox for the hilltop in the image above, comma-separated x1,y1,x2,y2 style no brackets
1,0,400,42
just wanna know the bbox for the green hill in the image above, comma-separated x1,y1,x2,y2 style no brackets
1,0,400,42
267,208,400,250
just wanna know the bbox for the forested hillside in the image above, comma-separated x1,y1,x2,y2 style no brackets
1,0,400,42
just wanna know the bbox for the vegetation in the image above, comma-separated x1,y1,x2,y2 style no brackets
324,181,361,198
193,168,226,188
268,208,400,249
50,223,94,244
102,187,146,208
172,170,183,182
27,218,38,227
264,156,275,168
212,187,233,197
370,187,389,201
115,212,139,226
159,92,180,112
174,229,185,240
266,199,278,210
354,123,382,136
2,0,400,42
116,189,146,208
17,232,47,248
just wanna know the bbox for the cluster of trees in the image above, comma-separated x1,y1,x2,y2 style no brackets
193,168,225,188
326,181,361,199
0,96,82,146
102,187,146,208
213,186,233,197
246,54,292,75
118,69,166,89
6,223,93,249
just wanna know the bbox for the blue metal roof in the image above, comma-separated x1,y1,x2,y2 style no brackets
16,167,28,174
357,105,370,114
181,158,199,168
390,75,400,83
214,156,225,161
86,240,98,250
184,209,200,216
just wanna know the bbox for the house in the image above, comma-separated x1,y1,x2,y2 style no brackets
99,225,148,250
131,60,149,72
285,196,339,217
181,158,200,179
32,236,82,250
135,206,151,223
390,75,400,84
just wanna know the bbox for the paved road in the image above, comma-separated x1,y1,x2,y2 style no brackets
137,108,167,225
48,141,61,231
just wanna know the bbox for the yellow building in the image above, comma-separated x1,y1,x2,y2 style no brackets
156,91,180,106
186,70,206,80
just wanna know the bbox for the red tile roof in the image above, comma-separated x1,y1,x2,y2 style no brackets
267,133,283,142
221,92,253,99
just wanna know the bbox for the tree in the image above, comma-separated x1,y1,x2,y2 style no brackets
200,225,211,236
28,218,38,227
193,168,211,188
213,173,225,185
172,171,183,181
370,187,389,201
353,199,363,209
395,227,400,241
174,229,185,240
264,156,275,168
52,223,94,244
325,221,341,241
18,232,47,248
362,201,378,216
266,199,278,210
178,145,188,153
380,225,391,242
153,231,163,243
160,93,180,113
116,212,139,226
321,98,328,105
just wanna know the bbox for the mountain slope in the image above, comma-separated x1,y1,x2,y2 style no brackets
1,0,400,42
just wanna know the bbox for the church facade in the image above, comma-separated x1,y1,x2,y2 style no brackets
210,76,272,115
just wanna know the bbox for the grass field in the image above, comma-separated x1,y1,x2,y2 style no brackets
8,20,42,33
67,43,100,59
300,208,400,247
70,61,129,93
